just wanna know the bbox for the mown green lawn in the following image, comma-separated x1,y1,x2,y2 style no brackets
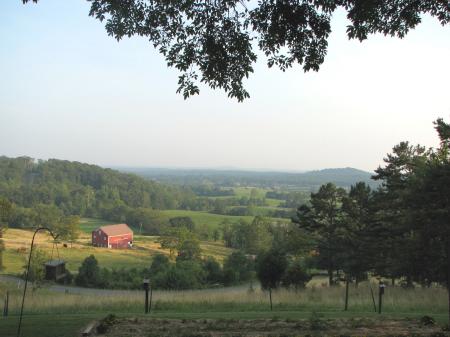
1,314,100,337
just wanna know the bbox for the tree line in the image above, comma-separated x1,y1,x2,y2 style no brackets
0,156,196,216
0,157,297,236
290,119,449,292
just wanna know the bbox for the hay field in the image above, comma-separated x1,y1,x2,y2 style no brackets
1,227,233,275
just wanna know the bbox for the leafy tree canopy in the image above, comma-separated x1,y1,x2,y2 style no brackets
75,254,101,287
23,0,449,101
256,248,288,290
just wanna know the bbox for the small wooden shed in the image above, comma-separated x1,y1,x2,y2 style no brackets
45,259,66,281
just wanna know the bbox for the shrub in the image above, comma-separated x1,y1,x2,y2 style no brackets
223,251,254,285
282,261,311,290
150,254,170,276
256,248,287,290
203,256,223,284
75,255,101,287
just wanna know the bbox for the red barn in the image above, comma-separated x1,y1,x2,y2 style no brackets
92,224,133,249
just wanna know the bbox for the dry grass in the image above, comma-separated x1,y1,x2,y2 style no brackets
1,279,447,316
1,228,233,274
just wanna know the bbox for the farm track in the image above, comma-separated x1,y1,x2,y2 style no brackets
0,275,251,296
0,275,138,296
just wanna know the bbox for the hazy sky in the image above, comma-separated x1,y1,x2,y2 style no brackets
1,1,449,172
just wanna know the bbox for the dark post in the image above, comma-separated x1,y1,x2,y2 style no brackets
344,277,349,311
149,282,153,314
269,288,273,311
369,284,377,312
378,281,385,314
143,279,149,314
5,291,8,317
3,291,9,317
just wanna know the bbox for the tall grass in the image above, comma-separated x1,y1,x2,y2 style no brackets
1,281,446,316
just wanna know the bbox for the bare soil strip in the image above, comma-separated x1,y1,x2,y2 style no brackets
88,316,448,337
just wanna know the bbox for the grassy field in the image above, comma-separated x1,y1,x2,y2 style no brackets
232,187,267,199
1,314,99,337
1,226,233,275
1,278,449,337
79,218,112,233
1,278,447,316
208,187,282,208
160,210,255,227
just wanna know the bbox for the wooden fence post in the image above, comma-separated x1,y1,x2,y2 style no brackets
3,291,8,317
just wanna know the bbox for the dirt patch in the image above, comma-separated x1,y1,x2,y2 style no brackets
87,316,449,337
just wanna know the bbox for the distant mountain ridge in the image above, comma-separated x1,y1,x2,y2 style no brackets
121,167,378,190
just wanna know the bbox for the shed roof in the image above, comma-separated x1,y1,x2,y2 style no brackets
45,259,65,267
97,223,133,236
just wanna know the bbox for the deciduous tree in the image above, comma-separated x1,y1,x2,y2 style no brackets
24,0,450,100
0,198,12,270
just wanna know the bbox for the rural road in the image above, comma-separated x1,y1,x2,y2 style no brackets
0,274,139,296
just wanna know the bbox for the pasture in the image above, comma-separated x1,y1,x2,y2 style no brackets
0,226,233,275
159,210,255,227
224,187,283,208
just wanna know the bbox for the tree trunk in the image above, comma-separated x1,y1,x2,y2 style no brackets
406,275,413,288
328,269,333,286
447,239,450,323
344,278,349,311
269,288,273,311
0,228,3,271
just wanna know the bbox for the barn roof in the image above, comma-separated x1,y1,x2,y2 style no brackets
97,223,133,236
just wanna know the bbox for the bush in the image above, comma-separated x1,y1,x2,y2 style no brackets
420,315,435,326
223,251,254,285
282,261,311,290
96,314,117,334
309,311,327,330
153,260,206,290
75,255,101,287
256,248,287,290
203,256,223,284
150,254,170,276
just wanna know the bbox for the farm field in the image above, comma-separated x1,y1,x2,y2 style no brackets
0,225,233,275
159,210,256,227
206,187,284,208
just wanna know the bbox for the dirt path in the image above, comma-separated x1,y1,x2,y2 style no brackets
0,275,138,296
